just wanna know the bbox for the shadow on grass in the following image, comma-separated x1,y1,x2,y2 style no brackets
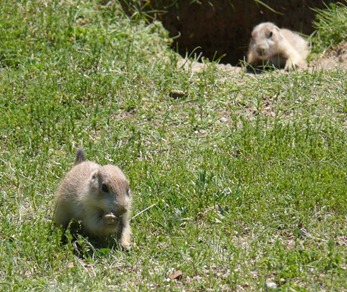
58,220,127,258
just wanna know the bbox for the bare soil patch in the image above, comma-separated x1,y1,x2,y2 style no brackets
309,42,347,70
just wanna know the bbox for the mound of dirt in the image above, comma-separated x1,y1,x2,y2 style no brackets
310,42,347,70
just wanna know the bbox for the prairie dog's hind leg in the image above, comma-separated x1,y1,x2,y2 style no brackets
54,200,73,229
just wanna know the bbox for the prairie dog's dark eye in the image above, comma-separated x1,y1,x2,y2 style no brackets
101,183,109,193
268,31,273,38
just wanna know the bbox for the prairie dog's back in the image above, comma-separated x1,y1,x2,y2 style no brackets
54,160,99,225
280,29,309,59
56,161,99,199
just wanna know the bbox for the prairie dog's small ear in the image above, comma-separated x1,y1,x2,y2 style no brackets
89,170,101,190
90,170,99,183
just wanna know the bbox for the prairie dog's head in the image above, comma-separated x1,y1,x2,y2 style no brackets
86,165,131,232
249,22,282,59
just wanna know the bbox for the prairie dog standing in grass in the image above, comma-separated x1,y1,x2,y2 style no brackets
54,149,132,249
247,22,309,71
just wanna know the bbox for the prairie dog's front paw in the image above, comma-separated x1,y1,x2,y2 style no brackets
285,56,306,71
284,59,298,71
120,240,132,251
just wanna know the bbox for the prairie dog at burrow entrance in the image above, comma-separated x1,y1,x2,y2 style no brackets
54,149,132,249
247,22,309,71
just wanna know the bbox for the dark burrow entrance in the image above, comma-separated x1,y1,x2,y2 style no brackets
121,0,340,65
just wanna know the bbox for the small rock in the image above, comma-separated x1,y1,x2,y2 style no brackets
169,90,187,99
67,262,74,269
169,270,183,280
265,282,277,290
197,129,208,137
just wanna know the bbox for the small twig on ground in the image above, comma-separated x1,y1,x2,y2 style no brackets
131,203,156,221
75,257,96,277
300,228,328,243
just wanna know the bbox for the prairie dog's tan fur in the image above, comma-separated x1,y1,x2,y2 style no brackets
247,22,309,71
54,149,132,249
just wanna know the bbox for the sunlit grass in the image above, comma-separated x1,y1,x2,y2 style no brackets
311,2,347,53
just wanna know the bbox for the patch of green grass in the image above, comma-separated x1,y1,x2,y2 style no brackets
1,0,347,290
311,2,347,53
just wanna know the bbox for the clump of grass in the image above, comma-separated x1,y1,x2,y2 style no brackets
311,2,347,53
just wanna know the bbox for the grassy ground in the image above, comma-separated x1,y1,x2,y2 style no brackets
1,1,347,290
311,2,347,53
